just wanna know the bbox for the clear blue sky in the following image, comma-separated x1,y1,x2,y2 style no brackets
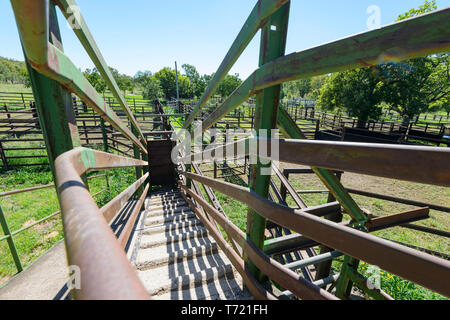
1,0,449,79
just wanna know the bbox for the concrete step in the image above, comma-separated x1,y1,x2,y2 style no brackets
147,200,188,211
148,194,184,203
150,190,179,197
145,211,196,226
153,276,251,300
135,242,219,271
141,219,203,236
138,262,235,296
139,227,209,249
146,206,192,218
130,188,251,300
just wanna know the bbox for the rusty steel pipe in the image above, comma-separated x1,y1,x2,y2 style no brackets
100,173,149,223
182,171,450,297
118,183,150,249
183,137,450,187
54,147,148,300
0,183,54,197
181,193,276,300
181,184,338,300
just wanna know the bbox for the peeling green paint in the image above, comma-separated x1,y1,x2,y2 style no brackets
80,147,97,170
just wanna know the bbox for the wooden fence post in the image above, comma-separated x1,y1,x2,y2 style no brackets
31,102,40,129
83,120,89,145
0,141,9,171
4,104,14,137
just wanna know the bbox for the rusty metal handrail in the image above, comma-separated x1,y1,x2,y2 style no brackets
180,184,338,300
181,171,450,298
181,137,450,187
54,147,149,299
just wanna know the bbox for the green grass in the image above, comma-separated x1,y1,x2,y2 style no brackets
358,261,446,300
0,135,49,168
196,160,449,300
0,83,32,93
0,155,136,286
278,166,449,300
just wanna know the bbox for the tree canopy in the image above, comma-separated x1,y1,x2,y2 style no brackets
317,0,448,123
216,74,242,97
319,68,383,127
0,57,28,85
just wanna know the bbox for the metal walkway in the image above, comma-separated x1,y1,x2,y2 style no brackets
129,189,252,300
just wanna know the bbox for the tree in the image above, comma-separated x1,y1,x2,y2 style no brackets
182,64,207,98
434,96,450,117
397,0,437,20
377,54,449,122
217,74,242,97
155,67,194,99
83,68,107,94
317,0,448,125
110,67,134,95
282,78,313,100
143,76,163,100
134,70,153,89
377,0,448,123
0,57,28,84
318,68,383,127
309,75,328,100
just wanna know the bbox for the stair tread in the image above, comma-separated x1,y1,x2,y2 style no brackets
145,211,196,226
142,219,204,235
147,201,188,209
135,242,219,270
146,206,192,217
154,277,252,300
138,263,235,296
139,227,209,249
130,189,248,300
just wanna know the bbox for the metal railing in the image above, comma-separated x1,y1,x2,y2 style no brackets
177,0,450,300
9,0,150,299
7,0,450,300
0,173,109,275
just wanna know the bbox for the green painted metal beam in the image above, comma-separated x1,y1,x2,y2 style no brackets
23,2,82,177
246,2,290,280
277,107,367,222
10,2,80,276
10,0,147,155
277,106,365,296
184,0,290,128
201,7,450,131
132,126,143,196
100,118,109,153
53,0,147,146
0,204,22,272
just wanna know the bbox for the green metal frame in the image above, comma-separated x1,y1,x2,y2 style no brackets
0,204,22,272
6,0,149,292
180,0,450,299
246,2,290,280
7,0,450,299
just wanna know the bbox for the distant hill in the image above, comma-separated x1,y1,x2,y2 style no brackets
0,57,28,84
